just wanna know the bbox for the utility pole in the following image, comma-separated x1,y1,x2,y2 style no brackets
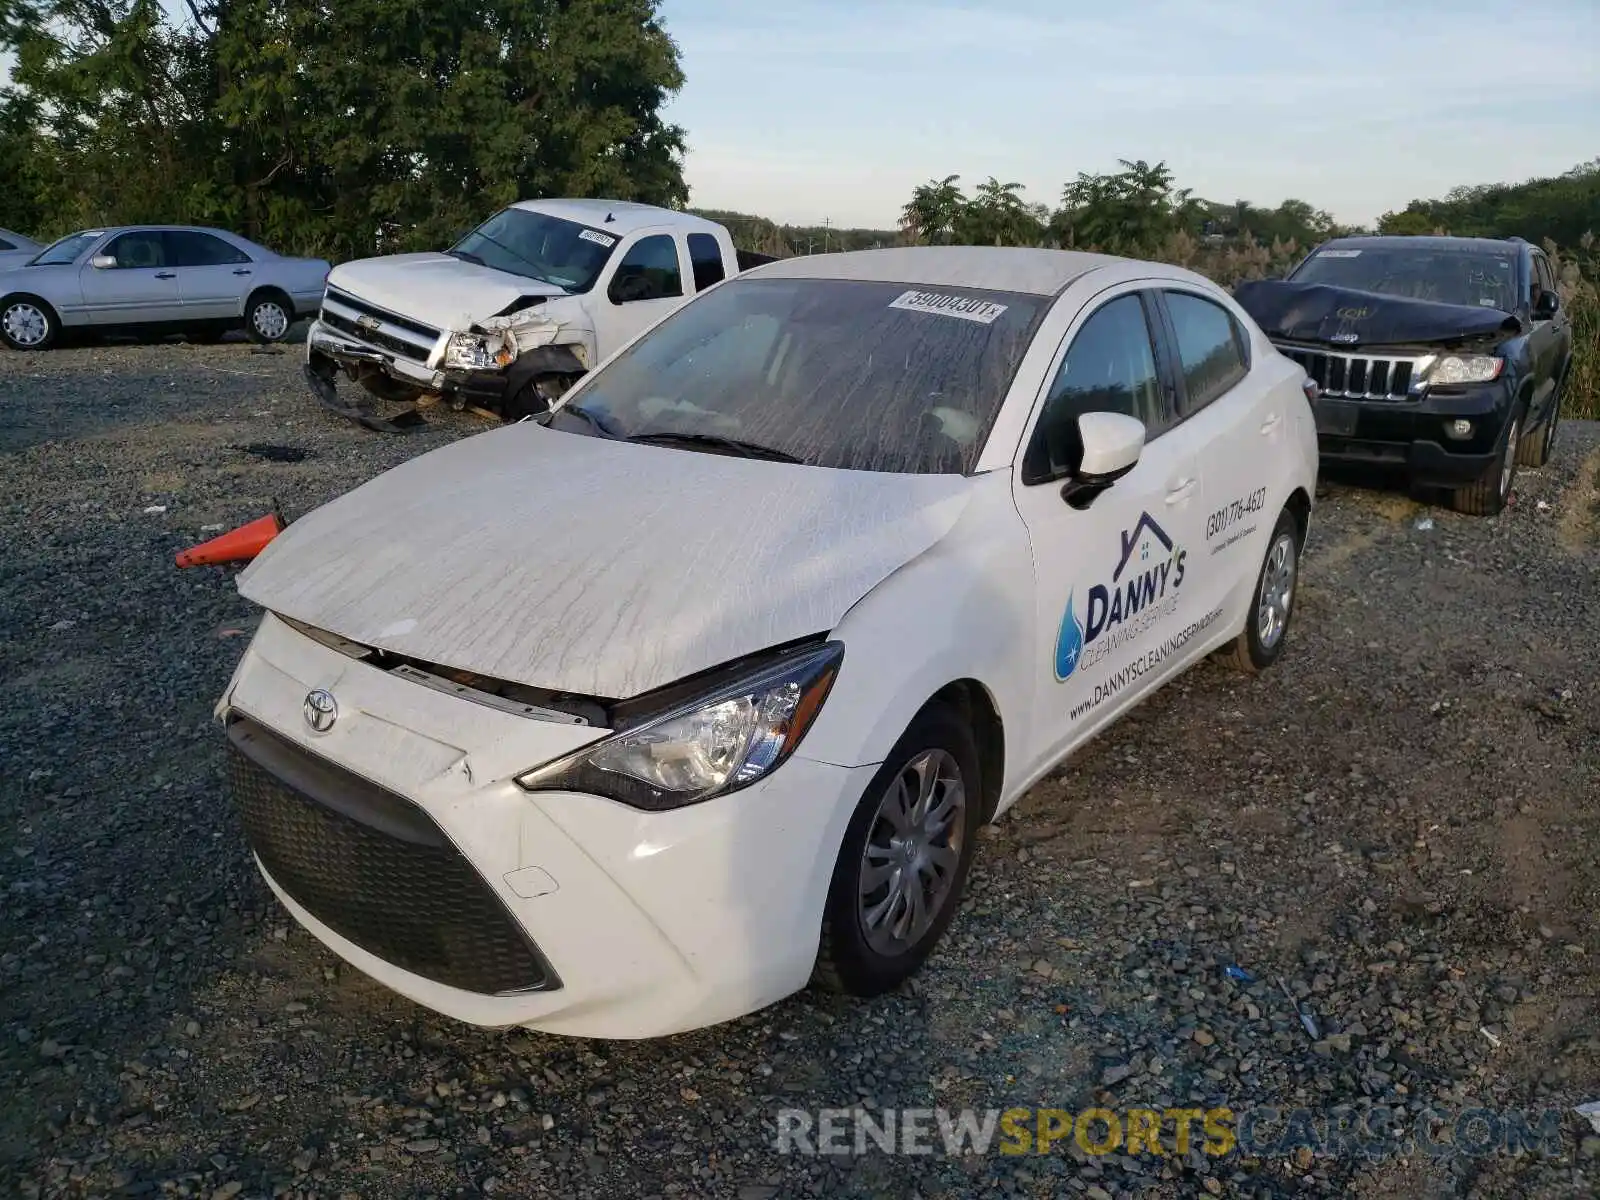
823,217,830,253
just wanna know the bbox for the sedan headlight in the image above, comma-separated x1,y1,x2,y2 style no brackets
516,642,843,811
1428,355,1504,385
443,331,512,371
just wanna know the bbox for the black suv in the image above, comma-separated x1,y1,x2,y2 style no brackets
1233,235,1573,515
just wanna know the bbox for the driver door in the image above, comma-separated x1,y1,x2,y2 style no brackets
81,230,184,324
590,232,691,362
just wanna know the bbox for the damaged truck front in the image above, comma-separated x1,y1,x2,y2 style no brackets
304,199,773,432
1233,234,1572,517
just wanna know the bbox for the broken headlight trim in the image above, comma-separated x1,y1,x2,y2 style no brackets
515,642,844,811
1429,355,1504,385
443,331,512,371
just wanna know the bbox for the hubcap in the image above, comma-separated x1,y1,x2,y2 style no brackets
1256,531,1297,650
857,748,966,956
252,301,289,339
2,302,48,347
1500,419,1519,497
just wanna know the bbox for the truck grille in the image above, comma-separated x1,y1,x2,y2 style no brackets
1277,344,1425,402
319,287,440,363
226,718,558,997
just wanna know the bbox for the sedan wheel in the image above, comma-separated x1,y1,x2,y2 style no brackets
1223,506,1302,674
247,296,291,343
1,298,57,350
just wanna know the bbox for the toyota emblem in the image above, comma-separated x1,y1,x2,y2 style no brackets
302,688,338,733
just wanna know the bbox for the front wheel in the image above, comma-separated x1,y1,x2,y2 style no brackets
1222,506,1301,675
1449,407,1521,516
1516,375,1564,469
812,704,982,996
246,292,293,344
1,295,60,351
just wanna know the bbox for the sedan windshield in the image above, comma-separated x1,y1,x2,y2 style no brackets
448,209,617,291
549,276,1047,474
1290,245,1519,311
31,231,103,266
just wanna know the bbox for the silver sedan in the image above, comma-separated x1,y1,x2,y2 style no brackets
0,228,44,272
0,225,331,351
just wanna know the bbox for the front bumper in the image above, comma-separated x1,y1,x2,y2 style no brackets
306,319,512,402
1309,380,1513,486
217,613,867,1038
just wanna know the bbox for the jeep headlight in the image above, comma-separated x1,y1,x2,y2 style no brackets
516,642,843,811
1428,355,1504,385
444,331,512,371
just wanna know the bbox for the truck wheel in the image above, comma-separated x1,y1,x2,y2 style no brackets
1,294,60,351
358,375,423,404
811,703,982,996
1221,506,1300,675
1449,406,1521,516
1515,374,1564,469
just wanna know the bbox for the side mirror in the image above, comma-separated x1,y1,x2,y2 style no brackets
1061,411,1145,509
1534,291,1560,318
90,254,117,269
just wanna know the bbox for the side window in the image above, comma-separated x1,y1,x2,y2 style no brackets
1022,293,1164,485
103,231,167,269
0,237,13,251
607,234,684,304
1531,254,1556,305
164,230,250,267
1164,291,1249,414
687,233,726,291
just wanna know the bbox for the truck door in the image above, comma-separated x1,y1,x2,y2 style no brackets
591,231,691,360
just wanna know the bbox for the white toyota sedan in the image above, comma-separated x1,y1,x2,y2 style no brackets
217,246,1319,1039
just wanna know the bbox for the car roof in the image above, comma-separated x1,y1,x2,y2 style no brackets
1316,234,1526,256
0,227,42,247
509,198,728,237
745,245,1129,297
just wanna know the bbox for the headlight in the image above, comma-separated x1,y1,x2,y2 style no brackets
444,331,512,371
1428,355,1503,385
516,641,844,811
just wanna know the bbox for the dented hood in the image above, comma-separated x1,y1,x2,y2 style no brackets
236,423,973,699
328,253,567,333
1233,280,1522,347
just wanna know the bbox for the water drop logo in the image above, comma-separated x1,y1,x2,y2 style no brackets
1054,590,1086,681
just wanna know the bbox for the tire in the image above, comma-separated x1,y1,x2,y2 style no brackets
1222,506,1301,675
812,703,983,996
1,294,60,351
245,290,294,344
1449,405,1522,516
358,374,423,404
1515,373,1565,469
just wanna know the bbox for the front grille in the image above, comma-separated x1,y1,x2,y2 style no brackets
320,308,432,363
318,286,440,363
1277,344,1425,402
226,718,558,997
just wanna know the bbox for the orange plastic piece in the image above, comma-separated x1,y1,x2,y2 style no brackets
175,511,285,568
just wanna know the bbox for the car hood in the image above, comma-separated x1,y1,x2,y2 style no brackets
236,423,974,699
328,253,568,332
1233,280,1523,347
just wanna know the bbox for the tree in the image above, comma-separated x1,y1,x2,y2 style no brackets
956,177,1043,247
900,174,966,245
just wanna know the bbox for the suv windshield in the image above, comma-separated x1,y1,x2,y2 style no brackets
448,209,618,291
1291,244,1519,312
549,276,1047,474
31,231,103,266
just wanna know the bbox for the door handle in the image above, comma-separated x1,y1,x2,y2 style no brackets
232,268,252,276
155,271,176,279
1165,476,1196,504
1260,413,1281,434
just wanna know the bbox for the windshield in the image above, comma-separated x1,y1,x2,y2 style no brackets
31,231,103,266
448,209,618,291
549,276,1047,474
1290,245,1518,311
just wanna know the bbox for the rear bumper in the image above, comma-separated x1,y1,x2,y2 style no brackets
1311,380,1513,486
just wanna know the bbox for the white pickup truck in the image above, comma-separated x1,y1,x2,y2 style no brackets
303,198,773,431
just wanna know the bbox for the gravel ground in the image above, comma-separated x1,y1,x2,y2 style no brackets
1,340,1597,1200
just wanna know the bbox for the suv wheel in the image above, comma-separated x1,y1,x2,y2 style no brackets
812,703,982,996
1450,407,1522,516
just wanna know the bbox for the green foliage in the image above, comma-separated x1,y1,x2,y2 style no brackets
689,209,897,257
0,0,688,258
1378,160,1600,247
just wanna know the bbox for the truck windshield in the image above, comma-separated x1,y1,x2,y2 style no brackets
1291,245,1519,312
448,209,617,291
549,276,1047,475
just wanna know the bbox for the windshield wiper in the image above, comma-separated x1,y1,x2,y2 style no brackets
621,430,802,463
547,402,622,437
448,249,488,267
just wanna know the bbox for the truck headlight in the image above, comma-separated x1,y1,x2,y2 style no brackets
444,331,512,371
1429,355,1504,385
516,642,843,811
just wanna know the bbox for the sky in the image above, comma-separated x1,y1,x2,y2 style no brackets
658,0,1600,230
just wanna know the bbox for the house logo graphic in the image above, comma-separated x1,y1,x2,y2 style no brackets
1054,512,1188,682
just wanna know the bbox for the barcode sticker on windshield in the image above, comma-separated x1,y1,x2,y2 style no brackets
579,229,617,247
1318,249,1362,258
889,290,1008,324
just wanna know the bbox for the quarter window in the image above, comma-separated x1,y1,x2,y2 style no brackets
1164,291,1248,414
687,233,726,291
103,231,168,269
164,230,250,267
1023,293,1164,484
0,237,13,251
608,234,684,304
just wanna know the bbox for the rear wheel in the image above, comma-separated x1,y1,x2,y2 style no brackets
1,295,59,351
1449,406,1521,516
812,704,982,996
246,291,293,344
1222,506,1300,674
